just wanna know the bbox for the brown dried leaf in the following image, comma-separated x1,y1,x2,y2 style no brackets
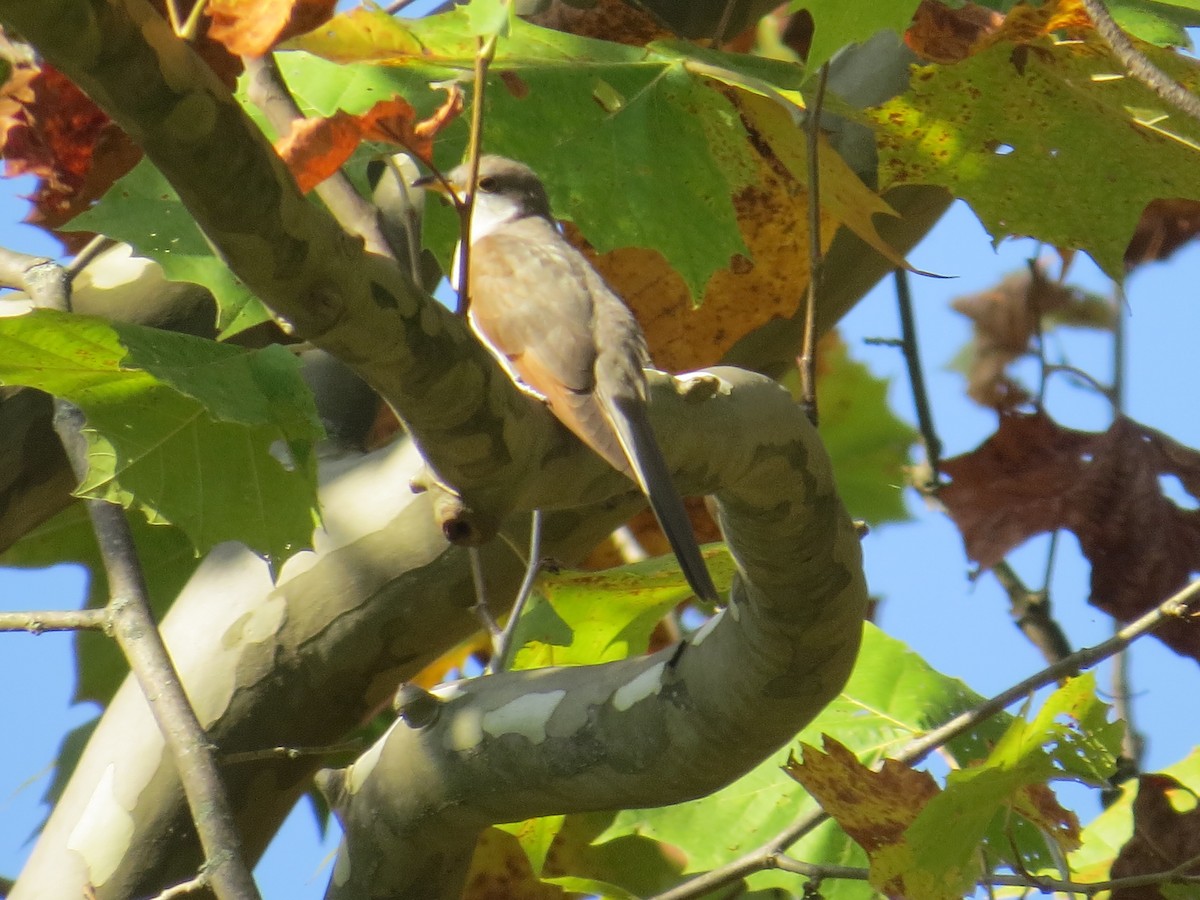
207,0,336,56
905,1,1004,64
952,265,1112,409
786,737,940,854
941,413,1200,661
1110,774,1200,898
1125,198,1200,269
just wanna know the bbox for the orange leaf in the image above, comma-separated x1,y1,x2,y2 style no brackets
207,0,336,56
274,91,462,193
0,60,141,243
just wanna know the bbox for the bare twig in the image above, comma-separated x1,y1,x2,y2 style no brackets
490,509,543,673
0,247,261,900
991,559,1073,666
0,609,110,633
469,546,502,640
179,0,208,42
64,234,114,279
798,63,829,427
1081,0,1200,127
893,268,942,475
710,0,738,49
769,853,1200,897
455,33,498,315
147,872,211,900
242,54,397,261
652,576,1200,899
222,739,363,765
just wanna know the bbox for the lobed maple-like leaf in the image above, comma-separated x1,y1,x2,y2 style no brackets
950,264,1115,409
941,412,1200,661
274,89,461,193
1110,774,1200,899
0,60,140,241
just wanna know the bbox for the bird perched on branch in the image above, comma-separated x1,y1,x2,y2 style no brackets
416,155,719,605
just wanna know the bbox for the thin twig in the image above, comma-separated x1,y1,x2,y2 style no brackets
454,33,498,315
163,0,184,34
179,0,208,42
147,872,211,900
0,247,261,900
990,560,1073,666
490,509,543,673
893,268,942,475
711,0,738,50
652,576,1200,899
0,609,110,633
469,546,501,640
770,853,1200,897
798,63,830,427
64,234,114,280
242,54,397,261
1106,280,1143,801
1044,363,1116,402
221,739,363,765
1081,0,1200,127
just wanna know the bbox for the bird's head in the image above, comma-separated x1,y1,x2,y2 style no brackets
416,155,553,242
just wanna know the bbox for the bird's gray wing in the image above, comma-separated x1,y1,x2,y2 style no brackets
468,220,631,476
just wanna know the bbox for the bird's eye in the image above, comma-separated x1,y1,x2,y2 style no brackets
477,176,499,192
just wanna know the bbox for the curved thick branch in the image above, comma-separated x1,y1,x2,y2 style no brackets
321,368,868,899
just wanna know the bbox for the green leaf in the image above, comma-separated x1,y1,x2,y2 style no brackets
541,876,640,899
789,0,921,74
285,9,763,300
464,0,511,37
896,674,1119,897
65,158,268,336
869,35,1200,278
595,624,1012,894
495,814,565,875
509,548,735,670
0,310,323,567
1109,0,1191,46
815,335,916,525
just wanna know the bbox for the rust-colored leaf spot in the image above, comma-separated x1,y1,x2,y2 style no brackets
1125,198,1200,269
207,0,337,56
941,412,1200,661
0,60,141,244
498,71,529,99
1110,774,1200,898
905,1,1004,64
275,89,461,193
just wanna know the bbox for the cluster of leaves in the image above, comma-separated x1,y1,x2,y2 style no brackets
4,0,1200,896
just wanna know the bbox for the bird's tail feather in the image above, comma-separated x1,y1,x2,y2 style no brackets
607,397,720,605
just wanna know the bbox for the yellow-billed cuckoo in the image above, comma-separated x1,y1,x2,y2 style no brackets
417,156,719,605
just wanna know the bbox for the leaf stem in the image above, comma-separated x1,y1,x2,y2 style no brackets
798,63,829,426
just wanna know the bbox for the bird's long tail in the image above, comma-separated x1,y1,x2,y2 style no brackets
606,396,720,605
